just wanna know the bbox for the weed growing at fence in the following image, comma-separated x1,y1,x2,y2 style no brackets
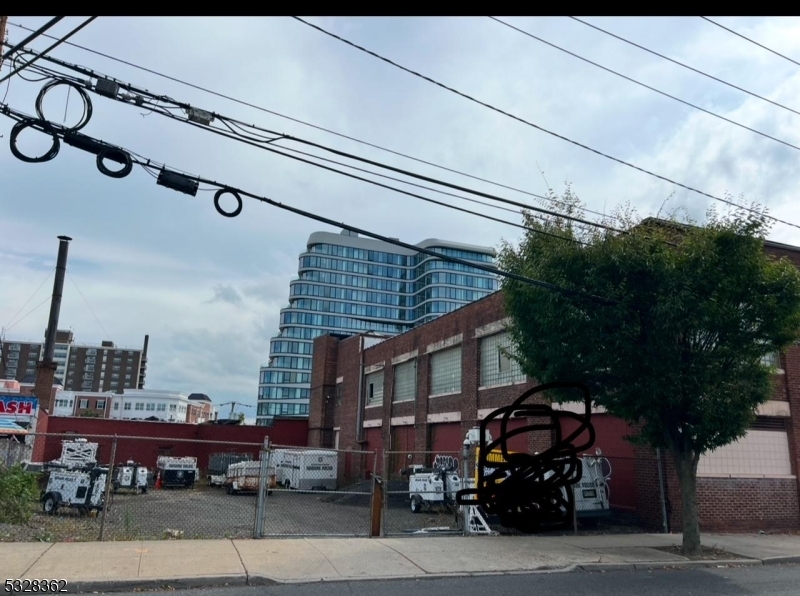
0,465,40,524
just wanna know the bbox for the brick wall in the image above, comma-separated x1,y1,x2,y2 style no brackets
696,477,800,531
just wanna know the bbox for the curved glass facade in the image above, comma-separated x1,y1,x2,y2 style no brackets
256,231,498,425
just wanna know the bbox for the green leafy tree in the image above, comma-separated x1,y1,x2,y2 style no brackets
0,464,41,524
237,412,246,423
499,187,800,554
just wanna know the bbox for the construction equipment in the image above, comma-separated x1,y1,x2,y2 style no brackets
47,438,98,469
112,461,149,494
207,452,252,487
224,460,276,495
156,455,197,489
274,448,338,490
217,401,254,420
405,456,462,514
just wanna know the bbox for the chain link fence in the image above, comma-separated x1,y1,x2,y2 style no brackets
382,450,465,536
260,446,377,537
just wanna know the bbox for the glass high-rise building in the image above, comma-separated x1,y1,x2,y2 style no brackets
256,230,498,425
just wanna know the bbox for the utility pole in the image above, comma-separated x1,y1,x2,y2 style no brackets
35,236,72,414
0,17,7,73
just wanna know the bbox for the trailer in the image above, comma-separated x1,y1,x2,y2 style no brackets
47,438,99,469
156,456,197,488
113,461,149,494
275,449,337,491
208,452,252,487
224,460,277,495
41,466,108,516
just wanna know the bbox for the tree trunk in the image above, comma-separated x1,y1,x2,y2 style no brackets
673,449,701,556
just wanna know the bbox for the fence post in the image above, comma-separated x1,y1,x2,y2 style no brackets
656,448,669,533
381,450,388,537
462,444,470,536
98,436,118,541
253,436,270,539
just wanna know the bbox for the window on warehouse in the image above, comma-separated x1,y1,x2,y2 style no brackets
480,332,526,388
430,346,461,396
365,370,384,406
393,359,416,402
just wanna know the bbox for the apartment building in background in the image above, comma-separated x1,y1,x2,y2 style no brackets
256,229,498,425
0,330,149,393
52,389,215,423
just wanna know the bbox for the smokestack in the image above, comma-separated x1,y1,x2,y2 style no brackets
36,235,71,413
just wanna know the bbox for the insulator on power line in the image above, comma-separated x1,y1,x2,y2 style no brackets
157,169,199,196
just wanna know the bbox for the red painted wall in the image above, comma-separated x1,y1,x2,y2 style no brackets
40,417,308,471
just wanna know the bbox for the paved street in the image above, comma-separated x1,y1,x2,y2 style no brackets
104,564,800,596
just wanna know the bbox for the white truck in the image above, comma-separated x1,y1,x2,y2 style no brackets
275,449,338,491
224,460,276,495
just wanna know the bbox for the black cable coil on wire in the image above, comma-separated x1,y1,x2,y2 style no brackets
214,188,243,218
35,79,93,132
9,118,60,163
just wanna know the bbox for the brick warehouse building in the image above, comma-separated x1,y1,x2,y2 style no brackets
308,238,800,532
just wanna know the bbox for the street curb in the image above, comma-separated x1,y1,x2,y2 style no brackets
762,555,800,565
579,559,762,572
66,575,253,593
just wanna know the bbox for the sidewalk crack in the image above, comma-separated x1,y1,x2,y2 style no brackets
22,542,55,577
305,539,342,577
376,540,427,574
230,539,250,582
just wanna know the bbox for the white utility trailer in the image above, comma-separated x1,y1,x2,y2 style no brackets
275,449,338,490
113,461,149,494
157,456,198,488
49,438,99,469
224,460,276,495
41,466,108,515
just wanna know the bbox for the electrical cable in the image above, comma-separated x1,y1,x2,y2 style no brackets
0,102,619,306
4,296,52,333
0,17,97,85
10,52,622,238
292,17,800,232
3,20,619,223
701,17,800,69
490,17,800,152
35,79,92,131
1,17,64,62
569,17,800,119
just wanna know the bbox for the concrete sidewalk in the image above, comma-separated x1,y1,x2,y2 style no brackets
2,533,799,592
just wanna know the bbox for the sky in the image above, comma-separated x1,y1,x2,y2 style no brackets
2,16,800,420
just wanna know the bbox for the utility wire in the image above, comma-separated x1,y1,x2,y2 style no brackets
4,268,54,330
570,16,800,118
701,17,800,68
67,271,111,340
491,17,800,153
12,52,619,238
0,17,97,85
1,17,64,62
4,20,618,223
293,16,800,231
0,103,618,306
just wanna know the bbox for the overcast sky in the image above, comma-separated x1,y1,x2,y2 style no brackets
2,16,800,418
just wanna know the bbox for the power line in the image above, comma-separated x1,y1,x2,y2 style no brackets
0,17,97,85
292,16,800,232
569,16,800,119
491,17,800,153
3,20,619,224
10,53,618,240
0,103,619,306
1,17,64,62
67,271,111,340
4,268,54,330
701,17,800,69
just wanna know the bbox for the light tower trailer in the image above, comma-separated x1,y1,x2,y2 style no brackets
157,456,198,489
224,460,276,495
40,465,108,516
113,461,149,494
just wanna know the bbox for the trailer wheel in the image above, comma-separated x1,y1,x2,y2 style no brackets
42,493,58,516
410,495,422,513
